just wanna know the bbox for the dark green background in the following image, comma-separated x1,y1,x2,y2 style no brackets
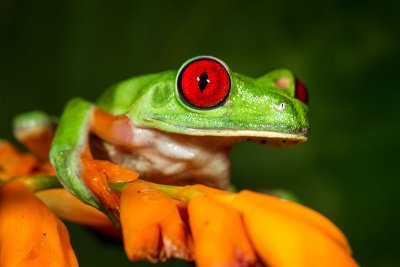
1,0,399,266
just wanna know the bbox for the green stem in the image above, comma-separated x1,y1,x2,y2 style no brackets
11,176,62,192
108,181,130,193
151,182,203,202
149,183,183,199
109,179,204,203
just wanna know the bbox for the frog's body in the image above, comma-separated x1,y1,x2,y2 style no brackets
13,56,309,220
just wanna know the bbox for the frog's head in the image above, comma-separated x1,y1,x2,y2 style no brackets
128,56,309,146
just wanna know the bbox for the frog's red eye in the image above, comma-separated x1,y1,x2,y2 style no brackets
177,57,231,109
295,77,309,104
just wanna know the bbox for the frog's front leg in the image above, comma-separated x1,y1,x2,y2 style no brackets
13,111,57,162
50,98,138,222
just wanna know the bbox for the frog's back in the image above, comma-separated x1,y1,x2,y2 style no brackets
96,70,176,115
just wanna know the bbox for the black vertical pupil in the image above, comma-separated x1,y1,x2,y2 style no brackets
198,71,209,91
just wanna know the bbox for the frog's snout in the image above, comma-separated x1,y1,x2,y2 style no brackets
300,126,309,136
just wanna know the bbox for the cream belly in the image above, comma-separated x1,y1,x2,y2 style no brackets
102,126,235,189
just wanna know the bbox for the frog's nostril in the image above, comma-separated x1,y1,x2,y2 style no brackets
277,102,286,111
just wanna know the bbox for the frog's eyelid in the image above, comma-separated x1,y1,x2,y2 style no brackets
275,76,291,91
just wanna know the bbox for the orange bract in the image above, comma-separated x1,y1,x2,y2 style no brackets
0,182,78,267
188,195,257,267
219,190,359,267
120,181,193,262
36,189,114,230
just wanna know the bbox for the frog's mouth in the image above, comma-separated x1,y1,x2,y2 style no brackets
144,119,309,147
173,128,308,147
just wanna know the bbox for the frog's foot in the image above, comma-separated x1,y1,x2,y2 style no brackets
0,141,56,184
0,141,36,183
13,111,56,162
81,154,139,220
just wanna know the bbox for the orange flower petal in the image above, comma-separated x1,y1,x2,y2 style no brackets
37,189,120,238
188,195,257,267
120,181,193,262
36,189,113,227
223,190,359,267
0,182,78,267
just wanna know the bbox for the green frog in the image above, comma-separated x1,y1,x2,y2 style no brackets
13,56,309,220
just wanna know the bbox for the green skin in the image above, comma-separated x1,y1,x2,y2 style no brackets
13,56,309,213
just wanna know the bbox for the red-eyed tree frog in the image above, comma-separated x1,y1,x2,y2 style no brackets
13,56,309,221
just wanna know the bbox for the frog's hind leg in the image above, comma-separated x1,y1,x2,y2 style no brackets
13,111,57,162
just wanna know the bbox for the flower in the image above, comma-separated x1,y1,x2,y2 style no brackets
217,190,358,267
1,141,359,266
118,182,359,267
120,180,193,262
0,141,115,234
187,194,257,266
0,181,78,267
36,189,118,237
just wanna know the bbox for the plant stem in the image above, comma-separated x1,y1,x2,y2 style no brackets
12,176,62,192
109,179,204,203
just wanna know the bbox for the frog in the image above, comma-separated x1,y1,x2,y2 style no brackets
13,56,309,221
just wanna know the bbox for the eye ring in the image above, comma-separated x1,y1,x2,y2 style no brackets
176,56,231,110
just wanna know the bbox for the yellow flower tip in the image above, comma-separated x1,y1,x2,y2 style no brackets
120,181,193,262
0,182,78,267
222,190,359,267
36,189,114,228
188,195,257,267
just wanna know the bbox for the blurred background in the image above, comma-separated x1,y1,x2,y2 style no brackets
1,0,399,266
